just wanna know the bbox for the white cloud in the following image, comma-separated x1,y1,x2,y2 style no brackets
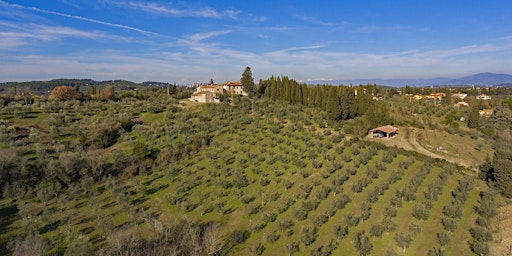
0,1,167,37
184,30,232,42
0,22,135,49
0,10,511,84
114,1,240,19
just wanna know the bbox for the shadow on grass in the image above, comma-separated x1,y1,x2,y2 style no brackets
74,200,88,209
0,203,19,255
19,114,39,119
147,184,169,195
96,185,106,194
80,226,95,235
143,174,164,186
132,196,148,206
223,207,234,215
90,234,104,246
101,201,117,210
0,203,18,235
77,216,96,225
39,220,60,234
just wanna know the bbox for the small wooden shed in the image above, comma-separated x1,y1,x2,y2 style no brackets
369,125,398,139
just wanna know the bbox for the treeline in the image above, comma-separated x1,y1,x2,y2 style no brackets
0,79,140,96
402,85,512,96
479,99,512,198
258,76,392,131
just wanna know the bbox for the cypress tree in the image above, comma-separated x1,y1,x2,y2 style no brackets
467,107,480,128
493,143,512,197
241,66,256,97
326,86,340,120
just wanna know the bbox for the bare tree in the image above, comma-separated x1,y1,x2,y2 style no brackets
203,223,225,255
10,234,49,256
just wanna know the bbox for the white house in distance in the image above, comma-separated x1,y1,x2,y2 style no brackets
189,85,223,103
476,94,492,100
454,101,469,107
452,92,468,100
189,81,247,103
222,81,248,96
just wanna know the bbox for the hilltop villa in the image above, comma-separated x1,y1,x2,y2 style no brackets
222,81,247,96
189,81,247,103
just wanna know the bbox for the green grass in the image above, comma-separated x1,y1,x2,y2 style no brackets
0,97,495,255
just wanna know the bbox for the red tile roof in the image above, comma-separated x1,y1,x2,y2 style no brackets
222,81,242,86
371,125,398,134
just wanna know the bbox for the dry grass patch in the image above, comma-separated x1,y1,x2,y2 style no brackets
491,202,512,256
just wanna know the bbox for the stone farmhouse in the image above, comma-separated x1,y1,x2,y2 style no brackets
189,81,247,103
222,81,247,96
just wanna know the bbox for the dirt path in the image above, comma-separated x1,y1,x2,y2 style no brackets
407,128,445,159
373,127,475,170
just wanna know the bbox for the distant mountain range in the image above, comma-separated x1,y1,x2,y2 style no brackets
304,72,512,87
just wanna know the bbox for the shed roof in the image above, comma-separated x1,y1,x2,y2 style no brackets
371,125,398,134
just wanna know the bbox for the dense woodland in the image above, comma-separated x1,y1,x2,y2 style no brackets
0,73,511,255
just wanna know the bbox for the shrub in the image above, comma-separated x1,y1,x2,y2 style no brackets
334,224,348,240
333,194,351,209
469,226,492,242
437,231,451,247
241,195,255,204
412,203,430,220
229,230,249,245
50,85,79,101
277,219,294,231
263,212,278,223
300,226,317,246
313,214,329,227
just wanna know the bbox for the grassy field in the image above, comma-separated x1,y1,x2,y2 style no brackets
0,95,499,255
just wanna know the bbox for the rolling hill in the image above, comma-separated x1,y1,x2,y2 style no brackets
304,72,512,87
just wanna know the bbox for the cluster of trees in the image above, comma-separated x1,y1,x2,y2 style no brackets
480,101,512,197
402,85,512,97
256,76,391,132
2,69,510,254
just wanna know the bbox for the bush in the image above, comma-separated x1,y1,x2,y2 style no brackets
412,203,430,220
333,194,351,209
277,219,294,231
441,216,457,232
241,195,255,204
469,226,492,242
50,86,79,101
437,231,451,247
300,226,317,246
229,230,249,245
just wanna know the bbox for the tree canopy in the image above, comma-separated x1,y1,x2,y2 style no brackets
241,66,256,97
50,85,80,101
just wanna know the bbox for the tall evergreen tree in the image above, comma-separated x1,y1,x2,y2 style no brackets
467,107,480,128
493,143,512,197
339,87,357,120
326,86,340,120
356,85,372,116
241,66,256,97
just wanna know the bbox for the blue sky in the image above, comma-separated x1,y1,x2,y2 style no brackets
1,0,512,84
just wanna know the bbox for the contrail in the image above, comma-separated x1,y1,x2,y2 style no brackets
0,0,169,38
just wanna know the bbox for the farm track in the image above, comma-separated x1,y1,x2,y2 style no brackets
373,127,476,170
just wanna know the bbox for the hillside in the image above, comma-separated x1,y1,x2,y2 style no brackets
446,72,512,85
0,92,500,255
303,72,512,86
